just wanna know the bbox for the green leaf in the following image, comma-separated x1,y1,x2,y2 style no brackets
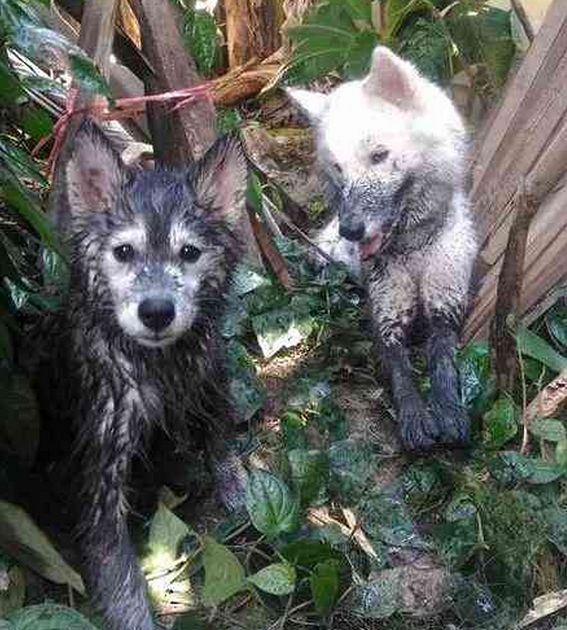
458,341,495,415
530,419,567,443
247,562,296,595
359,489,427,549
543,507,567,557
6,604,99,630
516,326,567,373
147,504,191,562
201,537,246,607
448,5,515,92
526,461,564,485
328,440,378,503
556,439,567,470
252,307,314,358
546,304,567,350
21,108,53,142
488,451,534,485
0,500,84,593
310,560,340,616
226,341,265,422
0,566,25,617
434,518,478,569
184,9,219,77
482,397,518,449
287,449,329,507
281,540,345,572
0,372,39,465
245,469,299,537
69,54,113,102
385,0,435,39
398,18,452,84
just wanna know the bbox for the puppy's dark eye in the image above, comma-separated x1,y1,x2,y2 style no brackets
370,149,389,164
113,244,135,263
179,244,202,263
333,162,343,175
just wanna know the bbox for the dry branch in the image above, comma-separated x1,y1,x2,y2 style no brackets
490,185,538,391
524,367,567,424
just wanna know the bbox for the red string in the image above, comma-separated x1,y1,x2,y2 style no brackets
33,81,214,178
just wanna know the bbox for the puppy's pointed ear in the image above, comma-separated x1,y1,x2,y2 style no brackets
363,46,421,109
190,134,248,227
286,87,328,123
65,120,125,214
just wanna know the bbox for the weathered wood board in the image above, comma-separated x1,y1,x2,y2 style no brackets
464,0,567,341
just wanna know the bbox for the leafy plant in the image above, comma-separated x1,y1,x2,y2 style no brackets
285,0,516,100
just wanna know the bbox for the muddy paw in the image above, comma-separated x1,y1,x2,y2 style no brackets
398,400,440,452
429,399,470,446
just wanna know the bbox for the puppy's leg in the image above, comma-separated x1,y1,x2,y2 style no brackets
425,312,469,445
421,217,475,446
369,263,439,451
75,393,157,630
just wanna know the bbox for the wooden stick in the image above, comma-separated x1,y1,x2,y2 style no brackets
490,183,538,392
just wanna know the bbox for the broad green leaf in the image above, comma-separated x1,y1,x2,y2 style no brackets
0,566,25,617
526,461,564,485
448,5,515,92
287,449,328,507
226,341,265,422
444,494,477,522
146,504,191,567
184,9,219,77
69,54,113,102
0,500,84,593
281,540,344,572
401,461,447,512
398,18,452,84
359,489,427,549
343,29,379,78
201,537,246,607
488,451,534,485
245,469,298,537
545,303,567,350
328,440,378,503
516,326,567,373
6,604,99,630
247,562,296,596
556,439,567,470
434,518,478,569
385,0,435,39
482,397,518,449
530,419,567,443
252,308,314,358
458,341,495,414
344,569,404,619
310,560,340,616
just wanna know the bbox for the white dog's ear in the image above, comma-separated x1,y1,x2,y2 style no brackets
363,46,421,109
286,87,329,122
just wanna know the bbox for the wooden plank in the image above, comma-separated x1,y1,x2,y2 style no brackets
470,0,567,201
132,0,217,164
465,182,567,340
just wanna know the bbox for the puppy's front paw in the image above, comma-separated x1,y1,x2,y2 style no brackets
398,400,440,452
429,398,470,446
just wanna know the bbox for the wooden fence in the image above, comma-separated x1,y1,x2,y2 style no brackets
464,0,567,341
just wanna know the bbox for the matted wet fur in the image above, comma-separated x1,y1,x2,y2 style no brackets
35,121,247,630
288,47,478,451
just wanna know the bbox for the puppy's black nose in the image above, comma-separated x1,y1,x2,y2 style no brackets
339,223,365,242
138,299,175,332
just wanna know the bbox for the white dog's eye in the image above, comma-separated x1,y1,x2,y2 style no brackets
332,161,343,175
370,148,389,164
179,244,202,263
113,244,136,263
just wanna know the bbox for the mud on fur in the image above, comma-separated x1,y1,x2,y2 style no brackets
34,121,248,630
288,46,478,451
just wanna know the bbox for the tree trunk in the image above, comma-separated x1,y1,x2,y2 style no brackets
131,0,217,164
225,0,283,68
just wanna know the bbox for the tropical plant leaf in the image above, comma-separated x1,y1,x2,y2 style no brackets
0,501,84,594
516,326,567,373
310,560,340,616
247,562,296,595
482,397,518,449
5,604,99,630
201,537,246,607
184,9,219,77
245,469,299,537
